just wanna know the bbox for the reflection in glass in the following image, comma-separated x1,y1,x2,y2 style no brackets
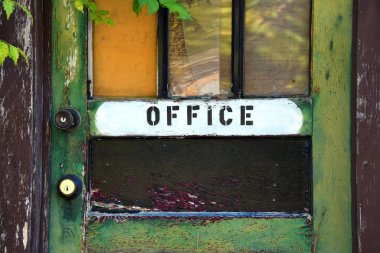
244,0,310,96
169,0,232,97
90,138,311,212
93,0,157,98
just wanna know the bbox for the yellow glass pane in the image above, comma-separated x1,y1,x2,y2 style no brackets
93,0,157,97
244,0,310,96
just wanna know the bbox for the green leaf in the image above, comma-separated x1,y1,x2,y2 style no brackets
2,0,16,19
169,4,192,20
159,0,192,20
101,17,114,25
15,2,33,20
0,41,9,65
73,0,84,12
98,10,109,15
133,0,142,15
89,11,96,21
16,46,29,67
8,44,19,65
147,0,159,15
159,0,176,5
87,2,97,12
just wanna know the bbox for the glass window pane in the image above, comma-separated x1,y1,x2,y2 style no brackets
90,138,311,213
244,0,310,96
93,0,157,98
169,0,232,97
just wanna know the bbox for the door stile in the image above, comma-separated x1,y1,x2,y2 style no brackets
49,0,87,251
312,0,353,252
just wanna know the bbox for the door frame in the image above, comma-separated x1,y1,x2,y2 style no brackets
3,0,380,252
49,0,354,252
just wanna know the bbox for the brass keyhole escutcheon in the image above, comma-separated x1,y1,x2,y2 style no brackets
59,179,76,196
57,174,82,199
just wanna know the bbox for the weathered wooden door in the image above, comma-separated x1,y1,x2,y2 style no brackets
49,0,353,252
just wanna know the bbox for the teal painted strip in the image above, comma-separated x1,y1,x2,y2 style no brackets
49,0,87,252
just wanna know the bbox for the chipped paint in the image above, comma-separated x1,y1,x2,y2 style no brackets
86,218,312,252
48,0,353,252
22,222,28,250
92,99,311,136
15,224,19,241
20,18,32,57
355,1,380,251
0,68,4,88
49,0,87,251
312,0,353,252
89,211,309,219
0,0,40,251
64,48,79,87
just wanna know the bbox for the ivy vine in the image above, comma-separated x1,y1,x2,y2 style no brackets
0,0,190,66
0,0,32,66
73,0,191,24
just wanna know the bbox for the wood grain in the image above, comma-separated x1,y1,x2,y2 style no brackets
355,0,380,252
0,0,51,252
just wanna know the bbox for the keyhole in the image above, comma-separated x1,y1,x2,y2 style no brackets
58,176,81,199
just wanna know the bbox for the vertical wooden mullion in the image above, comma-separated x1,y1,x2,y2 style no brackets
312,0,353,252
232,0,244,98
49,0,87,251
158,8,169,99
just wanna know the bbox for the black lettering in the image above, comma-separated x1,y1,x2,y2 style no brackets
187,105,200,125
167,106,179,125
147,106,160,126
219,106,233,126
207,106,213,125
241,105,254,125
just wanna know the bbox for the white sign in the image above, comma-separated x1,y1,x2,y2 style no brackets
93,99,304,136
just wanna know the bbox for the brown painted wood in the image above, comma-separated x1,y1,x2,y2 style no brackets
354,0,380,252
0,0,50,252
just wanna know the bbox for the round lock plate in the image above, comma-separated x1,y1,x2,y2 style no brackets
58,179,76,197
54,109,81,131
57,174,82,199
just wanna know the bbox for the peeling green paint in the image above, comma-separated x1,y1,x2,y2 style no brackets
312,0,352,252
49,0,353,251
293,99,313,136
87,218,312,253
49,0,87,251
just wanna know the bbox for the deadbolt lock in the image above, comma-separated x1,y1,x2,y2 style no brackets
57,174,82,199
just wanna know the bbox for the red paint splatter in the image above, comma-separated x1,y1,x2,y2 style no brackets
148,186,207,211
